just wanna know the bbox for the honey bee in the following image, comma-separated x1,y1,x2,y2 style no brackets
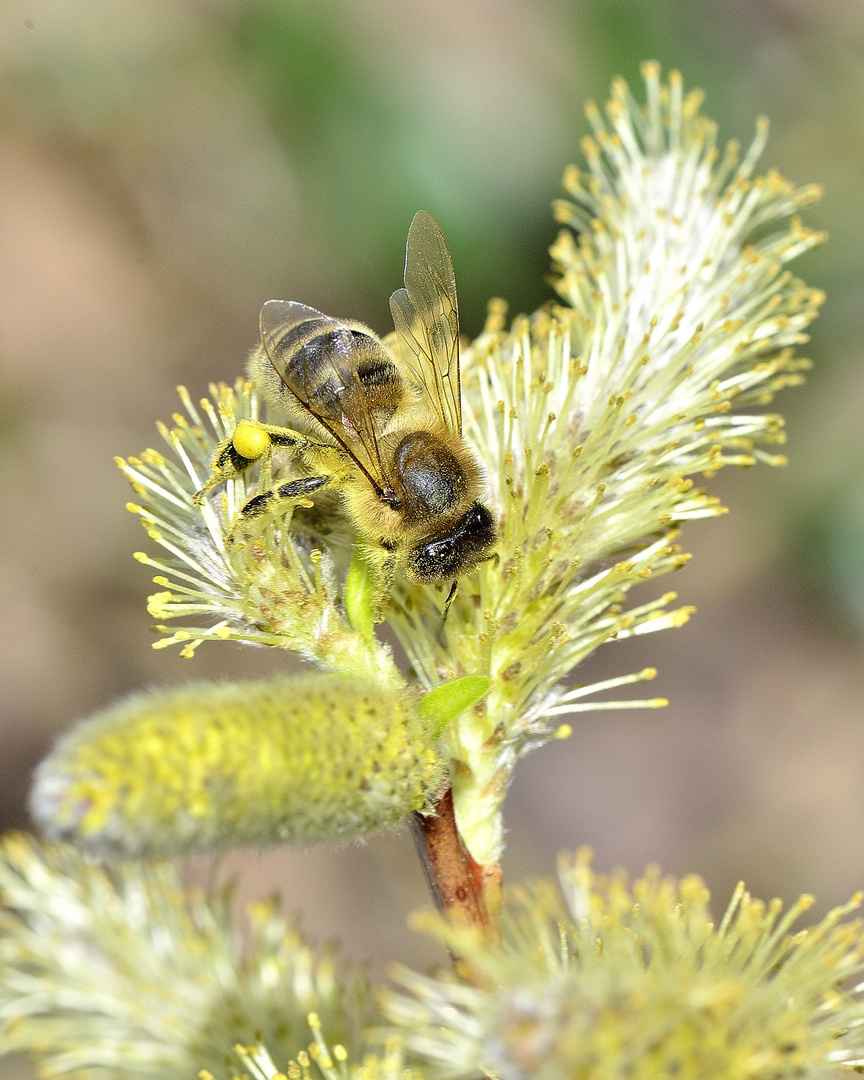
194,211,497,613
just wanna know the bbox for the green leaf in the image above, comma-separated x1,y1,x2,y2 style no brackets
418,675,491,738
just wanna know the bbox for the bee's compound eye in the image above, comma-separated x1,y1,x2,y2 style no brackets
408,537,458,582
232,421,271,461
407,502,497,583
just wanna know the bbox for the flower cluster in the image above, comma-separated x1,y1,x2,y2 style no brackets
0,834,376,1080
4,53,853,1080
384,849,864,1080
105,63,823,866
0,50,854,1080
5,833,859,1080
414,64,823,864
116,380,401,690
30,675,442,858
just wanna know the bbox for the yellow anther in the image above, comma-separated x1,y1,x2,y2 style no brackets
553,724,572,740
232,420,271,461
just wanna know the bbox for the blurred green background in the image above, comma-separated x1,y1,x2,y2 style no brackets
0,0,863,979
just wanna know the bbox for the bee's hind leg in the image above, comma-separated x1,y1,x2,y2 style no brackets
193,419,312,505
193,438,260,504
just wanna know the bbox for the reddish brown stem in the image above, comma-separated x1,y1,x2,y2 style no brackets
410,785,499,937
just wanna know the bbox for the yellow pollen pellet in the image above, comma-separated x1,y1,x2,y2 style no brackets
232,421,271,460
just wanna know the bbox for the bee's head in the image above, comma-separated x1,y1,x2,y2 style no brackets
406,502,497,583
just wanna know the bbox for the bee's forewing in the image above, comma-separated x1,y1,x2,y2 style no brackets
258,299,394,496
390,210,462,435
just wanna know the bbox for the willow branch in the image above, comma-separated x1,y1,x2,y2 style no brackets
410,785,500,938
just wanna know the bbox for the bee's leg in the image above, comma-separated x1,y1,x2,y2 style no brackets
435,579,460,639
438,556,495,633
193,437,258,504
440,580,459,627
239,474,332,519
193,420,312,505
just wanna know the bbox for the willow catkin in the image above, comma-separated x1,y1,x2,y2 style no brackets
31,673,441,858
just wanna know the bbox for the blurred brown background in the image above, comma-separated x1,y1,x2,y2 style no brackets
0,0,863,982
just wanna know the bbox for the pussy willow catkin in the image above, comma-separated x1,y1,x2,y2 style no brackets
31,674,441,857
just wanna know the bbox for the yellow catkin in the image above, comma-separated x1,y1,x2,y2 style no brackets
31,674,441,858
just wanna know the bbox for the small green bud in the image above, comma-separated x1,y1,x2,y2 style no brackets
418,675,491,738
31,674,442,858
343,546,375,640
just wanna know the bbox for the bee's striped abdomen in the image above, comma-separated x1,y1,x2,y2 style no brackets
274,319,348,420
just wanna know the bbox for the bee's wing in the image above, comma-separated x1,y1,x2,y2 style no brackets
260,300,395,497
389,210,462,435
